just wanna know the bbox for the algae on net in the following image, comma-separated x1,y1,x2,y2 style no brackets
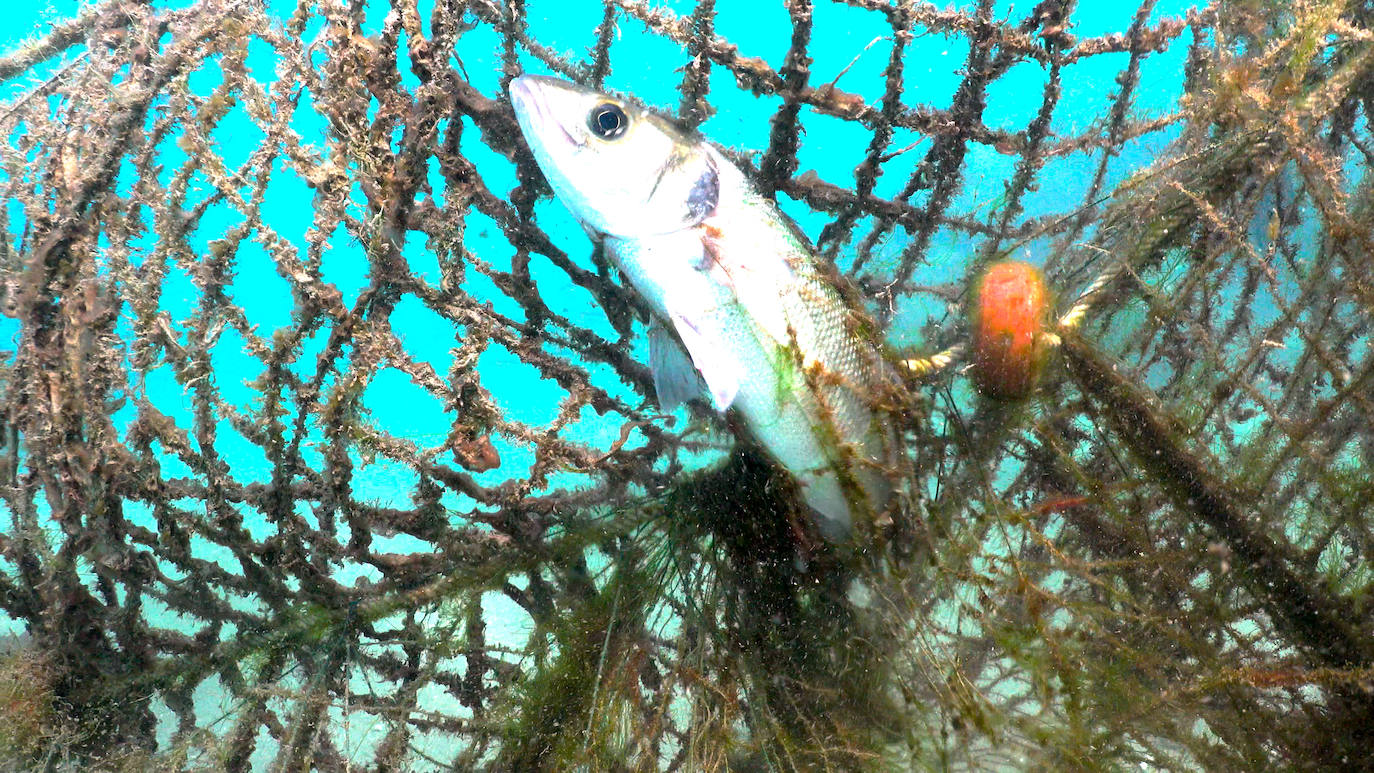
0,0,1371,769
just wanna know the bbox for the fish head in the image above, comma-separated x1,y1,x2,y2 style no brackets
509,75,719,238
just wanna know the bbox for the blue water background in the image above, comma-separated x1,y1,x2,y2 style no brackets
2,0,1198,763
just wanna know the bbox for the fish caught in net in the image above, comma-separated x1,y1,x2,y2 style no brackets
0,0,1372,769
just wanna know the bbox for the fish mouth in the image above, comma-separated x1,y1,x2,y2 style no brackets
509,75,581,152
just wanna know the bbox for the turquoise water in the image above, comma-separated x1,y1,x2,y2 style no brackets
2,0,1193,515
2,0,1204,765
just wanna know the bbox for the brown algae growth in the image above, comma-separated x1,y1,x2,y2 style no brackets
0,0,1372,769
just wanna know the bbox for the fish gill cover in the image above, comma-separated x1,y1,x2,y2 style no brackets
0,0,1372,769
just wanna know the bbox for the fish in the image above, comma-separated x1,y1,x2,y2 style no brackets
508,75,904,542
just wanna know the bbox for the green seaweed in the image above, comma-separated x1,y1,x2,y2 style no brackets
2,0,1373,769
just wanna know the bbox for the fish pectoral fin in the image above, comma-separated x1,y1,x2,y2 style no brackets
665,308,739,412
648,321,703,410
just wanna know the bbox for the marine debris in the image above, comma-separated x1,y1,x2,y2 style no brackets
0,0,1371,769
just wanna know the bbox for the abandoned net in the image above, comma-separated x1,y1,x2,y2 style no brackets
0,0,1372,768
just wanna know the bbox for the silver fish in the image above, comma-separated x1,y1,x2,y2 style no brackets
508,75,902,541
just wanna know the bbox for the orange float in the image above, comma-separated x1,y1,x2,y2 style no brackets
970,260,1051,399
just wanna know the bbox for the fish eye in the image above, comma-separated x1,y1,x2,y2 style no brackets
588,103,628,139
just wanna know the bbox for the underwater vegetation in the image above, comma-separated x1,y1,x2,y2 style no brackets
0,0,1372,769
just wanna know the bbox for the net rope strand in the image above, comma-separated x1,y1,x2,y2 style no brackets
1,0,1373,768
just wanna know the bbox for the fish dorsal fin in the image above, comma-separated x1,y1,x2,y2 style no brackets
647,321,703,410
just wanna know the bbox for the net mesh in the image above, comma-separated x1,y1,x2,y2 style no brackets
0,0,1372,769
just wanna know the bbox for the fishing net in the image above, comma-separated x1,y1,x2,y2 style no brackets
1,0,1371,768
